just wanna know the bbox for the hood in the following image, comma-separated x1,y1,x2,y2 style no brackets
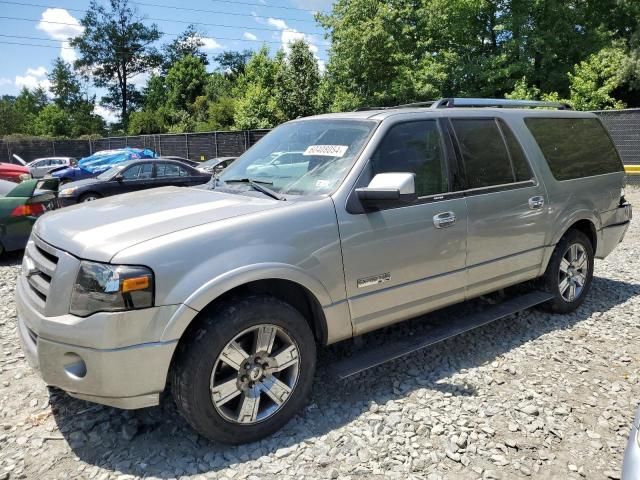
35,186,285,262
0,163,29,173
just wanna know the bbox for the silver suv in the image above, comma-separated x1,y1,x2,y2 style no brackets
16,98,631,444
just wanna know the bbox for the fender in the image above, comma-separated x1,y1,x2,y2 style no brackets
539,208,601,275
160,262,335,342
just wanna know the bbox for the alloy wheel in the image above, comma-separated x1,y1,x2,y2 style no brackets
209,324,300,424
558,243,589,302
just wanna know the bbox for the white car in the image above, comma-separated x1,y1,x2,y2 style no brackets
27,157,75,178
246,151,309,181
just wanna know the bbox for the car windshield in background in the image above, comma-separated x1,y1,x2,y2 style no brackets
218,119,377,196
96,164,128,180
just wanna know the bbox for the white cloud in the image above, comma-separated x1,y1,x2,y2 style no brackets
128,72,150,87
15,66,51,91
243,32,258,41
200,37,223,50
94,104,118,124
265,17,320,55
36,8,83,41
37,8,83,65
267,18,289,30
26,66,47,78
0,78,11,86
60,40,78,63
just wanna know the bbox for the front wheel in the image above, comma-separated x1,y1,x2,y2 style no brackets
80,193,102,202
540,229,594,313
170,295,316,444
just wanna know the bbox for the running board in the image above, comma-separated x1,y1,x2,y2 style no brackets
330,290,554,380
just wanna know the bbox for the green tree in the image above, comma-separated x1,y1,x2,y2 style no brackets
275,40,320,120
165,55,208,112
233,47,284,128
569,46,627,110
213,50,253,79
128,109,166,134
142,74,167,110
71,0,162,127
33,105,73,137
48,58,84,110
162,24,209,73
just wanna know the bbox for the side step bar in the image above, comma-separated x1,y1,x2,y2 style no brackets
329,290,554,380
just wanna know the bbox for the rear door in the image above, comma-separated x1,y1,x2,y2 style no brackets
337,119,468,335
154,162,191,187
449,117,549,298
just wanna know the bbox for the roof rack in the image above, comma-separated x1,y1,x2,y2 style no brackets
431,98,573,110
354,101,436,112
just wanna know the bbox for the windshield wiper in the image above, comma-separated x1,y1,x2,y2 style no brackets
223,178,284,201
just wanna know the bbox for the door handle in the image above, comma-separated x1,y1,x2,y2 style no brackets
528,196,545,210
433,211,456,228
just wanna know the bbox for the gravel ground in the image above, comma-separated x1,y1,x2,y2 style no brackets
1,188,639,480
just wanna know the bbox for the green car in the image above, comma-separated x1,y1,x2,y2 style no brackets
0,178,57,255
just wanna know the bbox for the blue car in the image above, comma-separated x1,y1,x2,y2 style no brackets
50,147,156,184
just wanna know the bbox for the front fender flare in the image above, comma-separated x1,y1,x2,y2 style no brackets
160,263,334,342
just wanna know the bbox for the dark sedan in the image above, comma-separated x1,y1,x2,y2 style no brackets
57,159,211,206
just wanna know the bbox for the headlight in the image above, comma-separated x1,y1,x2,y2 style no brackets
58,187,77,197
19,173,31,182
70,261,154,316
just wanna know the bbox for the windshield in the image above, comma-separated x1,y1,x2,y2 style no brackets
218,119,376,196
96,164,128,180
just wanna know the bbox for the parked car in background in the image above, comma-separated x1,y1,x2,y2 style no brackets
57,158,211,205
0,178,57,254
0,163,31,183
27,157,75,178
623,405,640,479
160,156,200,168
196,157,236,175
245,150,308,180
15,99,631,445
50,148,156,184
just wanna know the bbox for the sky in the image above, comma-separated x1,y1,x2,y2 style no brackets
0,0,333,122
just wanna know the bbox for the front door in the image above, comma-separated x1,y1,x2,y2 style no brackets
448,117,549,298
337,119,468,335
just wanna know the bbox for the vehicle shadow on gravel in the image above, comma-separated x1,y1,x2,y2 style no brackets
48,275,639,478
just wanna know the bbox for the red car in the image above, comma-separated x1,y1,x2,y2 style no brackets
0,163,30,183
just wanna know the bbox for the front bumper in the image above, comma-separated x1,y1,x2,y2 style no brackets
57,196,79,207
16,273,180,409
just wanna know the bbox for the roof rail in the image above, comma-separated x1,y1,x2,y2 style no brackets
431,98,573,110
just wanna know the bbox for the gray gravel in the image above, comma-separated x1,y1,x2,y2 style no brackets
1,189,639,480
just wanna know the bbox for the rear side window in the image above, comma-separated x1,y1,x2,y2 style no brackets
451,119,514,188
371,120,448,197
525,118,623,180
499,121,533,182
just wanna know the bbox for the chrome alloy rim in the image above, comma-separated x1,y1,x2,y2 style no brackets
558,243,589,302
209,324,300,424
82,196,99,202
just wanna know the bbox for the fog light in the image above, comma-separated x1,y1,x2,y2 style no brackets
63,353,87,379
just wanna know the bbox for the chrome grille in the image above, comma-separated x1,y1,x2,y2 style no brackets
24,236,59,312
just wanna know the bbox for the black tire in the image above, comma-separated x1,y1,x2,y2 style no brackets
540,229,594,313
79,192,102,203
170,295,316,444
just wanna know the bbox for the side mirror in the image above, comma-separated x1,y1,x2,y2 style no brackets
115,173,124,182
356,173,416,206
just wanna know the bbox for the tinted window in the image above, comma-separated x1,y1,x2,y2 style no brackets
452,119,514,188
122,163,153,180
525,118,622,180
156,163,188,177
499,121,533,182
371,120,448,197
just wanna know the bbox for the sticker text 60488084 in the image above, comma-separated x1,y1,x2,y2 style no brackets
303,145,349,157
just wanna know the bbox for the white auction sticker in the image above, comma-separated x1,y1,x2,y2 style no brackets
303,145,348,157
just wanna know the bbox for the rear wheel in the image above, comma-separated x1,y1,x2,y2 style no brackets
171,295,316,444
540,229,594,313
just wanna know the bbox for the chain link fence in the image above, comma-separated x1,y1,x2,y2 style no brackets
0,129,271,164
